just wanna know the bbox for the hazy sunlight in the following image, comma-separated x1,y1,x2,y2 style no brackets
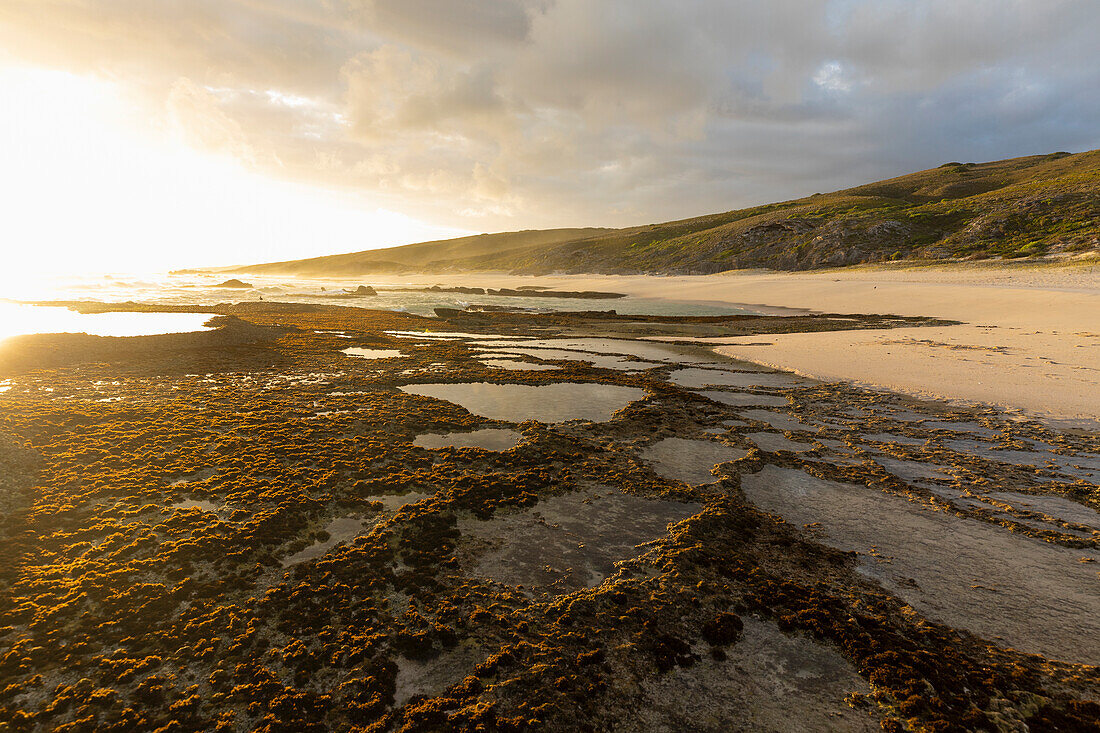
0,65,465,284
0,303,213,343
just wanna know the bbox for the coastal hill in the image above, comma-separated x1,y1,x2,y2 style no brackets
201,228,613,277
212,150,1099,276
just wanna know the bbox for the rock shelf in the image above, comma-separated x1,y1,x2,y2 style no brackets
0,303,1095,732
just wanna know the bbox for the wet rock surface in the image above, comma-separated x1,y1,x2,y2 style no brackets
0,303,1096,732
620,619,881,732
742,466,1100,665
458,487,700,597
638,438,750,484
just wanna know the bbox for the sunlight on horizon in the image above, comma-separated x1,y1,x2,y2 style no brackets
0,302,214,345
0,65,467,289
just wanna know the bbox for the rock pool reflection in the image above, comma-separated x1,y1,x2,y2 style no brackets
342,347,404,359
639,438,749,484
399,382,646,423
0,303,213,343
414,428,525,451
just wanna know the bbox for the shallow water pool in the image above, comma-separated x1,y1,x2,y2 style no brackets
342,347,404,359
478,346,655,371
746,432,812,453
475,337,718,364
670,368,807,389
741,466,1100,664
700,390,788,408
413,428,525,451
639,437,749,484
0,303,213,343
399,382,646,423
478,357,562,371
283,517,368,566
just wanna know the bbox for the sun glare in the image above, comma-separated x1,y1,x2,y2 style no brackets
0,65,465,291
0,302,214,344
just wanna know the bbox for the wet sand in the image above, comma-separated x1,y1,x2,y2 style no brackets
368,261,1100,424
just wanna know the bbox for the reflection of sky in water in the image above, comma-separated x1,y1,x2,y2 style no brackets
414,428,525,451
0,302,212,342
478,358,562,371
282,517,368,567
670,367,805,389
477,337,735,365
9,272,768,318
476,346,654,371
342,347,403,359
400,382,645,423
640,437,749,484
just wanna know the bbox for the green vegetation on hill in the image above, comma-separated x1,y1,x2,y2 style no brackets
212,228,612,276
220,151,1100,276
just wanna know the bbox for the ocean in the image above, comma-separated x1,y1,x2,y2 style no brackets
0,271,767,341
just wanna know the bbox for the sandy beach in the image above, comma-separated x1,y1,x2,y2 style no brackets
375,260,1100,425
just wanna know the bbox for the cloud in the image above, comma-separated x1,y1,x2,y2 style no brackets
351,0,536,55
342,46,510,138
1,0,1097,231
167,79,259,162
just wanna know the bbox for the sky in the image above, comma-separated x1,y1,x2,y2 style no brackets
1,0,1098,277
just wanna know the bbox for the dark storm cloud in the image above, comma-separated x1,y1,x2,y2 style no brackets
2,0,1097,228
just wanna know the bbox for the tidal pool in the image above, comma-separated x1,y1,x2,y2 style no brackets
628,619,879,732
475,347,585,361
169,499,221,513
343,347,404,359
476,337,719,364
283,517,368,566
478,357,561,371
872,455,953,483
399,382,646,423
394,645,490,709
741,466,1100,664
385,330,521,340
0,303,213,343
941,439,1050,467
863,433,927,446
740,409,806,431
1051,453,1100,483
922,420,1002,438
639,438,749,484
982,490,1100,530
370,492,432,511
478,347,655,371
168,467,217,486
670,368,806,389
458,488,700,596
413,428,525,451
700,391,788,407
746,432,812,453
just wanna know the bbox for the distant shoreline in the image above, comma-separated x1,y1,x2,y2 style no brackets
302,260,1100,424
11,258,1100,423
